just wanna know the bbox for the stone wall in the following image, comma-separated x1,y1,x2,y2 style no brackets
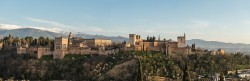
68,48,91,55
0,42,3,49
16,47,27,54
37,47,53,59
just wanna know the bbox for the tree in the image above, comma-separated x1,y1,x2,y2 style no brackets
46,37,51,45
38,36,45,46
165,53,175,79
152,36,156,41
147,36,149,41
182,63,191,81
219,72,225,81
25,36,33,45
138,58,144,81
235,69,238,78
8,34,12,38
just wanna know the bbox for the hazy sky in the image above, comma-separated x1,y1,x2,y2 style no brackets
0,0,250,43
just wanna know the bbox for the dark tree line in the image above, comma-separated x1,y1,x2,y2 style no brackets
1,34,54,48
146,36,156,42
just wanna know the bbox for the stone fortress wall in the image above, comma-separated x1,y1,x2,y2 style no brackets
15,32,224,59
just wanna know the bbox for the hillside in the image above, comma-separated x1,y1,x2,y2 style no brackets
0,50,139,80
97,59,139,81
1,48,250,80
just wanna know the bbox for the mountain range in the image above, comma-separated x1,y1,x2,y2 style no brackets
0,28,250,53
187,39,250,53
187,39,250,49
0,28,128,42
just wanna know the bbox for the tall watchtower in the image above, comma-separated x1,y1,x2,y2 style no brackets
68,32,73,50
129,34,136,45
177,33,186,48
54,37,68,59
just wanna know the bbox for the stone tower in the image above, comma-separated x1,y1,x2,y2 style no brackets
177,33,186,48
68,32,73,50
54,37,68,59
129,34,136,45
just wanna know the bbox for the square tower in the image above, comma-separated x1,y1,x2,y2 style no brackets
54,37,68,50
54,37,68,59
177,34,186,48
129,34,136,45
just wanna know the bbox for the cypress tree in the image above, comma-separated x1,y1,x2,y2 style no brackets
137,58,144,81
147,36,149,41
219,72,225,81
235,69,238,78
182,63,191,81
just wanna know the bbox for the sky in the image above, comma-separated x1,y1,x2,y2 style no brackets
0,0,250,43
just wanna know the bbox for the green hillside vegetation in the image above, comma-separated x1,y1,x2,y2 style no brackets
1,49,250,80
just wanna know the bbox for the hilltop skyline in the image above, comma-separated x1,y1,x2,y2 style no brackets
1,0,250,43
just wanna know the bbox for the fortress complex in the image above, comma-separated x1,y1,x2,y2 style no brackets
51,32,116,59
17,32,118,59
122,34,194,55
16,32,199,59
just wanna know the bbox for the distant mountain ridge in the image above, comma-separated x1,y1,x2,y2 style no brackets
0,28,128,42
187,39,250,53
0,28,61,38
187,39,250,48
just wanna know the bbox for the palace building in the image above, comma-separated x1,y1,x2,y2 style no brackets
17,32,118,59
51,32,115,59
122,33,194,55
16,32,195,59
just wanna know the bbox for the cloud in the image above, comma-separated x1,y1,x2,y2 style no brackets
0,24,22,30
88,27,104,32
190,20,210,28
26,17,80,31
26,17,69,27
0,24,62,33
26,26,62,33
26,17,106,33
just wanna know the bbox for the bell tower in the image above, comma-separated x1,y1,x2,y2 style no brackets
68,32,73,50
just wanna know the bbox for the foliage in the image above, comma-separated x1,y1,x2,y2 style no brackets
40,55,53,61
172,53,250,78
121,51,180,80
1,34,54,48
1,49,250,80
137,58,144,81
146,36,156,42
219,72,225,81
182,63,191,81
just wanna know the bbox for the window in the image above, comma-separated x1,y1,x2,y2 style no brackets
56,46,60,49
63,44,67,49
